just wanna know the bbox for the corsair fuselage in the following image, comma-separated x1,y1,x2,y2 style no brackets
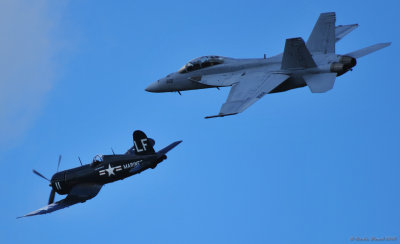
50,154,161,195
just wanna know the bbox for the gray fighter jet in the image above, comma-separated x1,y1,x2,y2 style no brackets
146,12,391,118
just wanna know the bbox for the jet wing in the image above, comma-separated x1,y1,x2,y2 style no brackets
18,195,81,218
205,72,289,118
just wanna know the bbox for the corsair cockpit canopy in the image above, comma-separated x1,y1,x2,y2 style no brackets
91,155,103,167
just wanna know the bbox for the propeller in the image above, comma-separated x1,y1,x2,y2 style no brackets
32,169,50,182
57,155,62,172
49,189,55,204
33,155,62,205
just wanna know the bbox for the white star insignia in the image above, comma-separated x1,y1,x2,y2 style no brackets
105,164,116,176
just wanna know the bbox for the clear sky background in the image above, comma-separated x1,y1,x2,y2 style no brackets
1,0,399,243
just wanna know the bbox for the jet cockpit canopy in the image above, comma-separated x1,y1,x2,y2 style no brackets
178,56,224,73
91,154,104,167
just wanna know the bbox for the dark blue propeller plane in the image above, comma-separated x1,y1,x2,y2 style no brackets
18,130,182,218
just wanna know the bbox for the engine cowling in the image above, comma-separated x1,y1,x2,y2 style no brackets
51,171,68,194
330,55,357,76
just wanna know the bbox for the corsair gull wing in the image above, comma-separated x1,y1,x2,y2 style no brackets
18,195,81,218
18,183,103,218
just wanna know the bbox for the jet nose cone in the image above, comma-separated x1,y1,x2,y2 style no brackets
145,81,159,92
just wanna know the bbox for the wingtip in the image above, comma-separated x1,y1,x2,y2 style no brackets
205,113,238,119
377,42,392,49
205,115,219,119
320,12,335,15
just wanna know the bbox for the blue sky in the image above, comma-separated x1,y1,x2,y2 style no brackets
1,0,399,243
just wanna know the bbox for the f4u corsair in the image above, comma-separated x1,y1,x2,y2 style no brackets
146,12,391,118
19,130,182,218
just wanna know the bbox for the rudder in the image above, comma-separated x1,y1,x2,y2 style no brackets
306,12,336,54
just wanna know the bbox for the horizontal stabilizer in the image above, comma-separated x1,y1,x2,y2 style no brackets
307,12,336,53
281,38,316,69
303,73,336,93
346,42,391,59
335,24,358,42
156,141,182,158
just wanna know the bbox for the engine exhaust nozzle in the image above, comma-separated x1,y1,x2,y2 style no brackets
330,55,357,76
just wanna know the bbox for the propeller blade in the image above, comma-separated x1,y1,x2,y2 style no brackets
57,155,62,172
78,156,82,166
48,189,56,204
32,170,50,181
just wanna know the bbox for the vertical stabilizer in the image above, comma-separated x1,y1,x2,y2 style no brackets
132,130,155,155
281,38,316,69
306,12,336,54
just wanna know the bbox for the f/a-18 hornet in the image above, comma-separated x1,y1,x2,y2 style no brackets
146,12,391,118
19,130,182,218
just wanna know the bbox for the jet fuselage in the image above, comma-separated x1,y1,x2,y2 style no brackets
146,53,352,94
